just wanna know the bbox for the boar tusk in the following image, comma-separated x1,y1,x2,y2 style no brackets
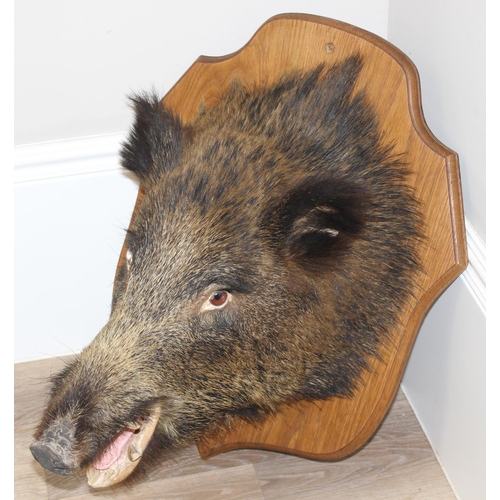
128,445,141,462
86,404,161,488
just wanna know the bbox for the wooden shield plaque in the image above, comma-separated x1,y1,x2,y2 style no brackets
115,13,467,462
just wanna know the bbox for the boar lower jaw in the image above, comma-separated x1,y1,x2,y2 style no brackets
86,404,161,488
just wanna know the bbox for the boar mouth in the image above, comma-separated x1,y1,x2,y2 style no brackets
86,404,161,488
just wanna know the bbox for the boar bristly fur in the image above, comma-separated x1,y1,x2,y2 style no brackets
31,55,422,486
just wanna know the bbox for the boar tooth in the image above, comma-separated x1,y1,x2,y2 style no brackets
125,422,141,430
128,445,142,462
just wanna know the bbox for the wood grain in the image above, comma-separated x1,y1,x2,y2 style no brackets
114,13,466,460
15,357,456,499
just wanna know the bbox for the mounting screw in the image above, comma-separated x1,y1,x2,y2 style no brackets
326,43,334,53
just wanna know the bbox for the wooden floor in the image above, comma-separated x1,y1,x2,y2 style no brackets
15,356,456,499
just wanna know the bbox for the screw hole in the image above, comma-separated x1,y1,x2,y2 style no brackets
326,43,334,53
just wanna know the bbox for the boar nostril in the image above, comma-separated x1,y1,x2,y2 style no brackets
29,442,73,475
29,418,76,474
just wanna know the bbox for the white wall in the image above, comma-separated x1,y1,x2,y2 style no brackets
15,136,138,360
388,1,486,499
14,0,389,146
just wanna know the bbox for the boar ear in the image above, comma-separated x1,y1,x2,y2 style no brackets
120,92,183,185
264,178,366,268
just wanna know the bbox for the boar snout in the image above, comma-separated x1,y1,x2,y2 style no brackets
30,419,77,475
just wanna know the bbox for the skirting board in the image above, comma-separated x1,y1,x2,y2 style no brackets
14,133,126,185
14,133,486,312
462,218,486,312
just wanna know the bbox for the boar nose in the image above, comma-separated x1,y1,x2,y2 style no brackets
30,419,77,475
30,441,73,475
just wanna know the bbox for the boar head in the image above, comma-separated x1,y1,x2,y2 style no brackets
30,55,421,487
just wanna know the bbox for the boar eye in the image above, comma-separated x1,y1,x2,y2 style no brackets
201,290,232,311
210,291,228,307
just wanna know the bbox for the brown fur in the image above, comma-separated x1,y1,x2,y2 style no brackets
31,55,422,482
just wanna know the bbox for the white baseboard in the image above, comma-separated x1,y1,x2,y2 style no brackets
14,133,126,185
463,218,486,313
